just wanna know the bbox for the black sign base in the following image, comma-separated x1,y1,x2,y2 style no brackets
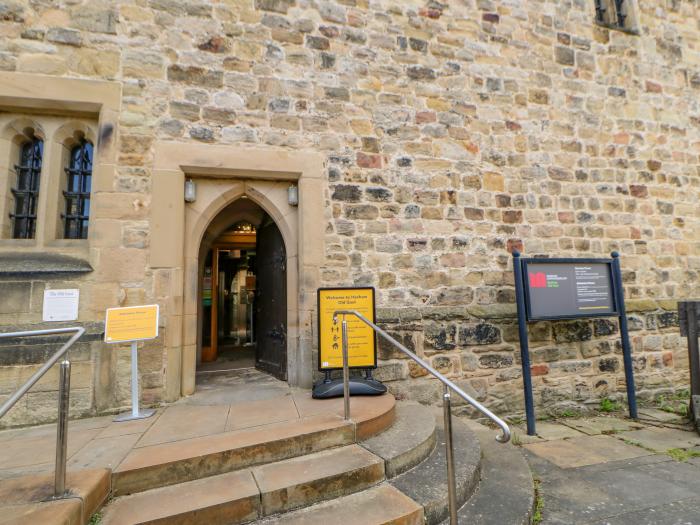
312,377,387,399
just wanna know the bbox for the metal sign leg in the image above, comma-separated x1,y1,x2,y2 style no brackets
114,341,156,422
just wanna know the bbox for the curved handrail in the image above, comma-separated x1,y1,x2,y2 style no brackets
334,310,510,443
0,327,85,419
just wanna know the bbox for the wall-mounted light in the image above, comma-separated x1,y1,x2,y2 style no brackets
287,184,299,207
184,178,196,203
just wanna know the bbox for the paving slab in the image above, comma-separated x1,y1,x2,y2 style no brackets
0,415,112,443
68,433,141,471
616,426,700,453
226,394,298,431
511,428,545,444
525,423,700,525
591,496,700,525
579,462,698,508
532,421,585,440
637,408,689,424
135,403,230,447
96,412,161,439
0,427,102,469
524,434,651,469
561,416,646,436
187,368,290,405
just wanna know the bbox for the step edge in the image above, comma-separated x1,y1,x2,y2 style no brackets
103,446,388,523
361,401,438,479
112,423,355,496
453,420,535,525
390,418,482,525
252,483,424,525
258,461,387,517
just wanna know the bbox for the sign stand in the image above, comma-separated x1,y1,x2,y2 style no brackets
104,304,160,422
312,287,386,399
113,341,155,422
513,251,637,436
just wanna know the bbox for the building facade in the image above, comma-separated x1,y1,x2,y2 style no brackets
0,0,698,427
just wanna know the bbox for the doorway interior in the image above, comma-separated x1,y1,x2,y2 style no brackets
197,198,287,381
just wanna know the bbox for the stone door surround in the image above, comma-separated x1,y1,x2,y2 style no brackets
151,142,324,400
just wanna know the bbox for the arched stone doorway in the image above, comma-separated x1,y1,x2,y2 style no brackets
150,142,324,401
196,198,288,381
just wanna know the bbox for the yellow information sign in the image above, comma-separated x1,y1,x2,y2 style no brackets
104,304,159,343
318,287,376,370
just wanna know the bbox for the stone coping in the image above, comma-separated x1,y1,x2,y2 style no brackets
376,299,682,323
0,253,92,277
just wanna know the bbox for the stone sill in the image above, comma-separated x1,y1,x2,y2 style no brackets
0,253,93,277
594,21,640,36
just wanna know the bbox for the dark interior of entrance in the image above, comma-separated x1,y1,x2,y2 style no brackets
197,198,287,381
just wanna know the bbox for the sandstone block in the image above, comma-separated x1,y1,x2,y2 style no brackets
167,65,223,87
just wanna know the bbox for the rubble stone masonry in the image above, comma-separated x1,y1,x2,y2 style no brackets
0,0,699,425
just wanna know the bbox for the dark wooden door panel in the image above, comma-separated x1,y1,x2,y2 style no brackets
255,218,287,380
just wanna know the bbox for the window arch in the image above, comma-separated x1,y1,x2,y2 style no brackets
10,137,43,239
62,140,93,239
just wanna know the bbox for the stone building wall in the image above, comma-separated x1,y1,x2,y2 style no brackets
0,0,699,426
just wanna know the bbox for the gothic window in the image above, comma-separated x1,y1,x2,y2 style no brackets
10,138,43,239
62,140,93,239
594,0,638,33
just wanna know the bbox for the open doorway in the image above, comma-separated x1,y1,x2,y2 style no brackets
197,198,287,381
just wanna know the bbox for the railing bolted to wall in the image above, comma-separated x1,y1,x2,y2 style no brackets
0,327,85,499
334,310,510,525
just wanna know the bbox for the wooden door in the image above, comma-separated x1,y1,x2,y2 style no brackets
255,218,287,380
201,248,219,362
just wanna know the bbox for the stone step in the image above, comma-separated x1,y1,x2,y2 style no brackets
389,412,481,524
254,444,385,515
113,394,395,496
102,444,386,524
0,468,110,525
362,401,437,478
444,420,534,525
256,484,424,525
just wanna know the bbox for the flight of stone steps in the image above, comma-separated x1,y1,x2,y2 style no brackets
96,396,534,524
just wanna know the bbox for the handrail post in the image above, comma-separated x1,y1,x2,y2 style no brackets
443,384,458,524
54,359,71,498
341,315,350,421
0,327,84,501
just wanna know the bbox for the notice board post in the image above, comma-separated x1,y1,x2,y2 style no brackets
611,252,638,420
104,305,159,422
513,251,637,436
679,301,700,422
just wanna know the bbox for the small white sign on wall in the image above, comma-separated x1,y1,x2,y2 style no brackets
43,289,79,322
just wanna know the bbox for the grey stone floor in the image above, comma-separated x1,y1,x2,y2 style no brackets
520,411,700,524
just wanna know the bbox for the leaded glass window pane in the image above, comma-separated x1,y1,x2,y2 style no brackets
62,141,92,239
10,139,43,239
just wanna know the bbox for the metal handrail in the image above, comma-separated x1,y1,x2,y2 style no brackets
0,327,85,498
333,310,510,525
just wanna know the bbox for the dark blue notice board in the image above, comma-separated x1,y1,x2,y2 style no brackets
522,259,618,321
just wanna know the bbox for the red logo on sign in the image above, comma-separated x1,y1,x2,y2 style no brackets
530,272,546,288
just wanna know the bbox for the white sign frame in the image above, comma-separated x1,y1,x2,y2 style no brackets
42,289,79,322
